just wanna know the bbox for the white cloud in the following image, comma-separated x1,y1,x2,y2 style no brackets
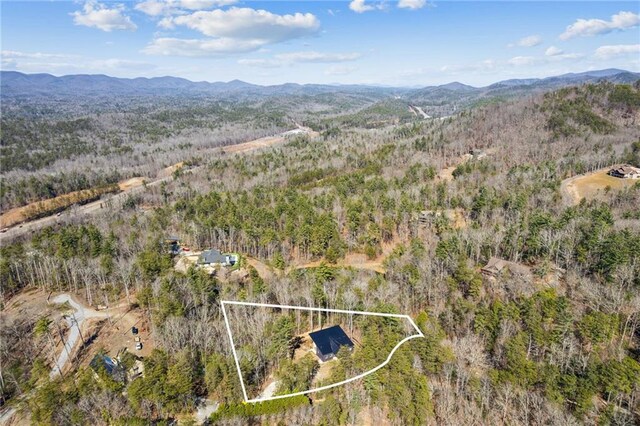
135,1,168,16
134,0,237,17
439,59,496,73
170,8,320,41
158,16,176,29
1,50,156,74
349,0,384,13
92,59,158,71
145,7,321,56
325,65,357,76
180,0,236,10
508,52,584,67
508,56,537,66
237,58,282,68
143,37,265,56
594,44,640,59
275,51,361,63
1,50,77,60
238,51,362,68
72,1,137,32
398,0,427,10
508,35,542,48
560,11,639,40
545,46,563,56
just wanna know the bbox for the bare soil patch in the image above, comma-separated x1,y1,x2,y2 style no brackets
437,153,473,181
118,177,146,191
222,136,285,154
0,186,119,228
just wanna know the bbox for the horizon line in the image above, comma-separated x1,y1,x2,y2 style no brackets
2,67,637,91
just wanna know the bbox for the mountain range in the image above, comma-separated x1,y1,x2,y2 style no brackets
2,69,638,109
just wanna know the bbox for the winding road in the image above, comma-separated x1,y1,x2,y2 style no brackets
49,294,108,378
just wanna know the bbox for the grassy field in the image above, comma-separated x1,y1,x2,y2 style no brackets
562,169,638,205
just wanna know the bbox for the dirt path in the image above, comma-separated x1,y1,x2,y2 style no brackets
246,257,278,280
195,399,220,423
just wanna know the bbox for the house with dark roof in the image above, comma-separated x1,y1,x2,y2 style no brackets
197,249,238,267
608,164,640,179
309,325,354,362
165,236,181,255
89,353,126,383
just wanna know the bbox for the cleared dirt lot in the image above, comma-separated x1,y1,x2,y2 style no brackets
561,168,638,205
2,289,153,377
437,153,473,181
118,177,146,191
0,186,118,228
222,135,285,154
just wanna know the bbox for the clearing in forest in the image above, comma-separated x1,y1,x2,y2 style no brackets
0,185,119,228
221,301,423,403
560,168,638,205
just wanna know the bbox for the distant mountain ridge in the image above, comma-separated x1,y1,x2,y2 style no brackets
1,69,638,108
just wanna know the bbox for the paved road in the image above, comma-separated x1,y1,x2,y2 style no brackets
49,294,108,379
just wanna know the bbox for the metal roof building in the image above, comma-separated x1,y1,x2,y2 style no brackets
309,325,354,362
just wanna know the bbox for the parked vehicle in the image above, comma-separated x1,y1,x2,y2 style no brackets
135,342,143,351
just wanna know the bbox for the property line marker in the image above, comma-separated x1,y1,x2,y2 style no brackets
220,300,425,403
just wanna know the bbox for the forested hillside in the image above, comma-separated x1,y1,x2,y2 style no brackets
1,81,639,425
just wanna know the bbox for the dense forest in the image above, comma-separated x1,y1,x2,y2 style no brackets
1,81,640,425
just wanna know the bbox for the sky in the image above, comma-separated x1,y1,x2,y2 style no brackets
1,1,639,87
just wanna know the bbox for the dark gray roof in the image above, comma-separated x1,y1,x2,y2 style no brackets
199,249,227,264
90,354,125,381
309,325,354,356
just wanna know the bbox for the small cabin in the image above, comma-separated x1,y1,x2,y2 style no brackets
309,325,354,362
164,236,181,255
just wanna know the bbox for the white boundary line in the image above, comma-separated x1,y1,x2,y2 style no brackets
220,300,425,403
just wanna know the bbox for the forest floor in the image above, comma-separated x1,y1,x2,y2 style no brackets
560,168,637,205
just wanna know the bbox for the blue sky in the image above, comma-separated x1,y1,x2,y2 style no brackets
1,1,639,86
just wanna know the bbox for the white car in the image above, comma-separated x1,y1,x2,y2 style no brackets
135,342,143,350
